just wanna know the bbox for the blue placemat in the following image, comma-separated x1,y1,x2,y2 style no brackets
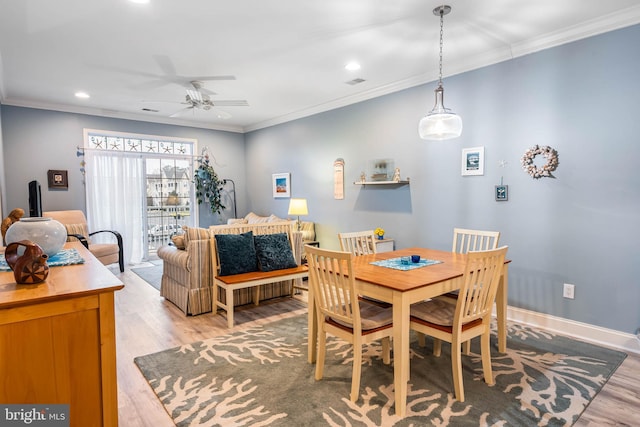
370,257,442,271
0,248,85,271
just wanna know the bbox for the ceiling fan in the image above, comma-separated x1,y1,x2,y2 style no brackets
169,81,249,118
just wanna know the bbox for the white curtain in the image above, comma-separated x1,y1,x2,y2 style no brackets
85,150,145,266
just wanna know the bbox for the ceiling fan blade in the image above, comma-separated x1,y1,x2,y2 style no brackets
192,75,236,81
169,106,194,118
212,100,249,107
153,54,177,77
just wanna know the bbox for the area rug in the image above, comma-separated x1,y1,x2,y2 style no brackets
131,260,163,291
134,315,626,426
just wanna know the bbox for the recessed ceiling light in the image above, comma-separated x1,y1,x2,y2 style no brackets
345,61,361,71
75,92,90,99
129,0,150,4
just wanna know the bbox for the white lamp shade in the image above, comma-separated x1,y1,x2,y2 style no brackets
287,198,308,216
419,112,463,140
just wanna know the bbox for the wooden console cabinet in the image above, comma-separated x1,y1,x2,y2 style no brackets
0,242,124,426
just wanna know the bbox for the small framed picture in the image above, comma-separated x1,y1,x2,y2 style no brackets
495,185,508,201
272,173,291,198
47,169,68,189
461,146,485,176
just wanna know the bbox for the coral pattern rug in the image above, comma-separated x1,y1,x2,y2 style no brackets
134,315,625,426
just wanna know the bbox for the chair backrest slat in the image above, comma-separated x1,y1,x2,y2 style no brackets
452,228,500,254
306,246,360,329
455,246,508,328
338,230,377,256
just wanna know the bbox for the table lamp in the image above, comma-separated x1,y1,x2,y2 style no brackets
287,198,308,231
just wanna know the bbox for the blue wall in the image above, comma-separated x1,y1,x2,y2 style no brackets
244,24,640,334
1,25,639,335
0,108,247,227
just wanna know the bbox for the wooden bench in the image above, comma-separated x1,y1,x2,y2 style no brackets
209,222,308,328
213,265,308,328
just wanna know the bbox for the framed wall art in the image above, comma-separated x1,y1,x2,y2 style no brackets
461,146,485,176
47,169,69,189
272,173,291,198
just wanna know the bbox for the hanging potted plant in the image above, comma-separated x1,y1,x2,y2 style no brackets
193,151,226,215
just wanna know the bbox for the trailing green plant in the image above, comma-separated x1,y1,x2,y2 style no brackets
193,153,226,215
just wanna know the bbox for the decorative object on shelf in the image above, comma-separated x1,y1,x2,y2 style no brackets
333,158,344,200
47,169,69,189
1,208,24,245
5,217,67,257
360,171,366,183
272,172,291,198
392,167,401,182
418,5,462,140
374,227,385,240
193,148,226,214
287,198,308,231
369,159,394,181
5,240,49,284
521,145,559,179
461,146,485,176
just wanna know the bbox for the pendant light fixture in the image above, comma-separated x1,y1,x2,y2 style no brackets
418,5,462,140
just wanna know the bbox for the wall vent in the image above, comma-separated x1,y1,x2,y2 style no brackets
142,108,159,113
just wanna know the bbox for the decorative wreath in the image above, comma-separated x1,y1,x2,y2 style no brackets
520,145,559,179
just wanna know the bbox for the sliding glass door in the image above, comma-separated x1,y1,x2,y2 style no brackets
145,156,195,255
84,129,197,264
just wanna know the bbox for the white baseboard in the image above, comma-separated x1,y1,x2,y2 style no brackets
506,306,640,355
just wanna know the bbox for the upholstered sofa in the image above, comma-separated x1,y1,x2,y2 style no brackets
227,212,316,243
157,221,303,316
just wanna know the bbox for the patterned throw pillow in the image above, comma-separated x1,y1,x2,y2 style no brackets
253,233,297,272
215,231,258,276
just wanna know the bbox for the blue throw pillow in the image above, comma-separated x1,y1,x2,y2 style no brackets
254,233,298,272
215,231,258,276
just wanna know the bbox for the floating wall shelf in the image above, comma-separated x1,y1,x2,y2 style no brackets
354,180,410,186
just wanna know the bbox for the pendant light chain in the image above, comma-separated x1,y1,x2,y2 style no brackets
418,4,462,140
438,8,444,86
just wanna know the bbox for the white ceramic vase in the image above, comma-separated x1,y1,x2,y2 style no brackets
5,217,68,257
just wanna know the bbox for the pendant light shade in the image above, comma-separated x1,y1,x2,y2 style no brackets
419,5,462,141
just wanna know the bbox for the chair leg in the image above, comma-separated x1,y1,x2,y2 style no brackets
381,337,391,364
481,331,494,385
315,329,327,381
433,338,442,357
462,339,471,355
451,339,465,402
350,341,362,402
417,331,426,347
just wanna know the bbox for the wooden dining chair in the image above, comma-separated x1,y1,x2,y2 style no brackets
338,230,378,256
410,246,508,402
449,227,501,354
338,230,390,307
306,245,393,403
452,228,500,254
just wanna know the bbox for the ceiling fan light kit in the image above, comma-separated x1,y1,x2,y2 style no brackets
169,80,249,118
418,4,462,141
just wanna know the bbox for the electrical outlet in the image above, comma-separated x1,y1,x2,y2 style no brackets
563,283,575,299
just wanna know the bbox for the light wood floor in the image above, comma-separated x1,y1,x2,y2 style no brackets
115,267,640,426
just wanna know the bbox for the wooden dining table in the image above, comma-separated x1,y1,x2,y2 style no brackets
306,247,510,417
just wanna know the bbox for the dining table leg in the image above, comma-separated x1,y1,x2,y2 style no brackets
496,264,509,353
392,292,410,417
